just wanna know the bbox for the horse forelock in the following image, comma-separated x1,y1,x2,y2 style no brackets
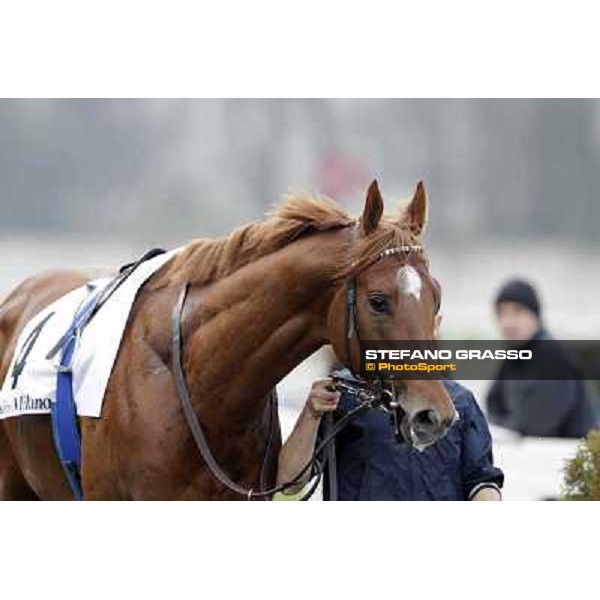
335,217,428,281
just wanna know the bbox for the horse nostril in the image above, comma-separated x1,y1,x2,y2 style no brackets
412,409,440,432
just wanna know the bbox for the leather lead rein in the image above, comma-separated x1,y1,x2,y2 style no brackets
172,241,422,500
172,283,337,500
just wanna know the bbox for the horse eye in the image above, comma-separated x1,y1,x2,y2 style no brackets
368,295,390,314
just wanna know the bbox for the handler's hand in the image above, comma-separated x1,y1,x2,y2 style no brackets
306,379,341,419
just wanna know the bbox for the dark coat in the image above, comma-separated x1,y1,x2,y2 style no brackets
486,329,597,438
321,379,504,501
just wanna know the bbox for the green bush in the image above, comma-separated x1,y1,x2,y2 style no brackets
561,429,600,501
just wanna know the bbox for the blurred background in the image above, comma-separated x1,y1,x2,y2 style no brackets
2,98,599,498
3,99,600,338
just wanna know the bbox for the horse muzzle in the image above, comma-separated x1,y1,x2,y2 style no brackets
397,407,459,451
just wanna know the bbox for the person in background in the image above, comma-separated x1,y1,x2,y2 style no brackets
277,310,504,501
487,278,596,438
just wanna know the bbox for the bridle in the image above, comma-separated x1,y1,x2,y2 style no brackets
171,239,425,500
343,243,423,377
341,243,424,442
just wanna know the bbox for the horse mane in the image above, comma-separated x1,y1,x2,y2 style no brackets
153,193,356,288
152,192,425,288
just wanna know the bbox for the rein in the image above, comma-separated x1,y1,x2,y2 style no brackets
171,242,423,500
172,283,355,500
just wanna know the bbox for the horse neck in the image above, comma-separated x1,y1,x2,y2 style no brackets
183,227,353,417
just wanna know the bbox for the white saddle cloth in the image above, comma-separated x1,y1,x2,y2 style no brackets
0,248,180,420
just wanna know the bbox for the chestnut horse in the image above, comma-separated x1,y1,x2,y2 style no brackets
0,180,457,500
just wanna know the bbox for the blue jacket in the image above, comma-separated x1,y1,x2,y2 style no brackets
322,379,504,501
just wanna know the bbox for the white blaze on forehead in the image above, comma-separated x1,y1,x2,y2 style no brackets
396,265,422,300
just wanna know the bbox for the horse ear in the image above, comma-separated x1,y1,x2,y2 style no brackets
402,180,428,235
360,180,384,236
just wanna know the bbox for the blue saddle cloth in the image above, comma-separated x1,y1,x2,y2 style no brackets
51,284,103,500
50,248,167,500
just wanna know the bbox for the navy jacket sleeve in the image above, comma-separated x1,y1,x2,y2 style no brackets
459,390,504,498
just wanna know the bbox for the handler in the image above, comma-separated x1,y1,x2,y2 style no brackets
277,312,504,501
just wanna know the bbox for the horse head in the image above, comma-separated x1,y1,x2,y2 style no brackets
327,180,458,450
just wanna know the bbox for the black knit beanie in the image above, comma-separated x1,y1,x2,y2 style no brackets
495,279,541,318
